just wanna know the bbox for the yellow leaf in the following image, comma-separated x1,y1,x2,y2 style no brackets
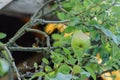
96,53,102,64
56,24,67,32
64,32,73,37
45,24,57,34
45,23,67,34
85,32,90,36
101,70,120,80
111,70,120,80
101,72,113,80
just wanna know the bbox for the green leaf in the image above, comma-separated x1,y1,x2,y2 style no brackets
53,41,61,46
65,26,75,33
66,56,77,65
63,47,71,55
84,0,90,8
0,32,6,39
112,6,120,18
0,58,9,77
48,71,56,78
34,62,38,69
112,64,119,70
73,65,81,74
52,72,73,80
85,66,96,80
45,66,52,72
86,63,98,72
95,25,119,45
80,71,91,79
58,64,71,74
74,49,83,58
29,72,45,80
63,1,73,11
50,51,64,64
42,58,49,64
52,34,62,40
0,42,9,58
105,42,111,52
93,0,103,4
57,12,66,20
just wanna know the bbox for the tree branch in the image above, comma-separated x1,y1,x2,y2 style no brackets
25,28,51,47
4,46,21,80
31,0,55,20
34,19,70,24
6,0,55,46
8,47,53,52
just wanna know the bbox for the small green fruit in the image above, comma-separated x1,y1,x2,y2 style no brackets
0,58,9,77
71,30,90,51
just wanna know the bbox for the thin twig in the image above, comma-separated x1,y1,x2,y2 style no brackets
98,0,117,15
31,0,54,20
0,48,14,80
37,62,45,80
74,3,101,16
55,0,68,13
6,22,31,46
4,46,21,80
8,47,54,52
8,65,14,80
34,19,70,24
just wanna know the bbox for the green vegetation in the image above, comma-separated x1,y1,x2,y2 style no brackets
38,0,120,80
0,0,120,80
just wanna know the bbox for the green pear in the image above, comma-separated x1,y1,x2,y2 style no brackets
71,30,90,51
0,58,9,77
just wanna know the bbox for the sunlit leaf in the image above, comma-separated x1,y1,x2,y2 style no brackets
63,47,71,55
0,58,9,77
85,66,96,80
29,72,45,80
58,64,71,74
34,62,38,69
52,34,62,40
45,66,52,72
73,65,81,74
42,58,49,64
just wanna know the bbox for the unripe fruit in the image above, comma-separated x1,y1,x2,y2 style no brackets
71,30,90,51
0,58,9,77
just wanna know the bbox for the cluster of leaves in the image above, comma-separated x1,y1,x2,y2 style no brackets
31,0,120,80
0,32,9,77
